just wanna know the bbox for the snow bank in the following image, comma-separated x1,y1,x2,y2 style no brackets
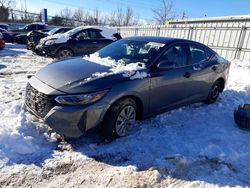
0,44,55,168
0,101,56,168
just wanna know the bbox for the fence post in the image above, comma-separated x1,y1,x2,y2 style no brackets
188,27,194,40
156,27,160,36
135,28,138,36
235,26,247,60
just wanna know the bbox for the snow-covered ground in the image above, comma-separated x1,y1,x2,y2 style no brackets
0,44,250,187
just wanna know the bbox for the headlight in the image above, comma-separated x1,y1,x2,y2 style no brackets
45,39,56,45
55,90,109,105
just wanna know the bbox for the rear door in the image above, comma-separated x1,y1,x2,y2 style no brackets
71,29,92,55
86,29,113,53
187,43,216,99
73,29,110,55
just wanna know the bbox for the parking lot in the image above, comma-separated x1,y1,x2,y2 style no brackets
0,43,250,187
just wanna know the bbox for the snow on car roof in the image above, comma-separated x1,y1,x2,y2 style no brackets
41,26,119,44
65,26,118,40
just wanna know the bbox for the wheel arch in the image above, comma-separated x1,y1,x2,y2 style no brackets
216,77,225,92
56,46,75,56
105,94,144,121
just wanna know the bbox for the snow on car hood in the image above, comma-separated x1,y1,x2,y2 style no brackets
40,33,69,44
82,52,149,81
40,26,118,44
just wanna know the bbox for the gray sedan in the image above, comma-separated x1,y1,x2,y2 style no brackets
24,36,230,140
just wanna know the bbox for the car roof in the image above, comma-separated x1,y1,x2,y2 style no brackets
124,36,203,45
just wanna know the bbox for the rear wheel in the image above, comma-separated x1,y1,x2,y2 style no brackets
205,80,221,104
102,98,137,141
56,48,73,59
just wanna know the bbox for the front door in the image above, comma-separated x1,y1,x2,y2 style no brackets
149,44,195,114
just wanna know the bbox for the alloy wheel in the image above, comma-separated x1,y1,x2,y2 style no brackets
115,105,136,137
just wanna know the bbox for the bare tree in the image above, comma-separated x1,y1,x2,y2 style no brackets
49,14,64,26
0,0,15,21
73,8,85,25
123,7,133,26
60,8,74,26
93,8,99,25
0,0,14,7
124,7,139,26
152,0,176,24
181,11,189,19
116,7,124,26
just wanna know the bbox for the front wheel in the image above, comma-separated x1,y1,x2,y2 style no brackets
102,98,137,141
56,48,73,59
205,80,221,104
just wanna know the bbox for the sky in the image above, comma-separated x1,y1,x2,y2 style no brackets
16,0,250,21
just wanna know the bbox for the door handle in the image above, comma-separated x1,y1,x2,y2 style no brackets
92,42,97,44
184,72,191,78
212,66,217,71
193,65,202,71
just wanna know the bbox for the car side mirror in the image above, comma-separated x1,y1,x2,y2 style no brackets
157,60,175,70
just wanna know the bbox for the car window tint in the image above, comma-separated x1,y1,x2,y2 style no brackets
160,45,187,67
189,44,208,64
27,25,35,30
98,40,165,64
0,25,8,30
37,25,45,30
76,30,89,40
88,30,102,39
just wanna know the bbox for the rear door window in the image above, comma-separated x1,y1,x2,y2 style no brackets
88,29,103,39
159,45,187,68
27,25,35,31
75,30,89,40
189,44,209,64
37,25,45,30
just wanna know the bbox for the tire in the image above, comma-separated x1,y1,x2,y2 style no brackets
205,80,221,104
234,104,250,130
102,98,137,141
56,47,74,59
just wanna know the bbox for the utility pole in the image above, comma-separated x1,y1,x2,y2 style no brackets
24,0,27,23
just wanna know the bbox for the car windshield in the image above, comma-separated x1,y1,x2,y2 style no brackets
98,39,165,64
64,27,84,36
47,28,60,35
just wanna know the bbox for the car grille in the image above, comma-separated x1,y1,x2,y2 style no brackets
25,83,53,118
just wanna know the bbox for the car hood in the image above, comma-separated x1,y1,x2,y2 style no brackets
40,33,69,44
34,57,112,93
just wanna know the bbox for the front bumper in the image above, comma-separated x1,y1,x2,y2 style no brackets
25,80,110,138
25,102,108,138
35,44,57,57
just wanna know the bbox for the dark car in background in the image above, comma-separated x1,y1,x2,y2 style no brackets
11,23,48,44
25,36,230,140
35,26,122,59
0,23,9,30
0,28,13,42
27,27,73,50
